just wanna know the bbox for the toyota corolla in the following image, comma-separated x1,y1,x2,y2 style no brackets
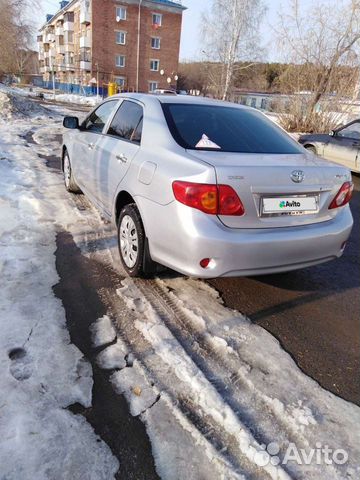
62,94,354,278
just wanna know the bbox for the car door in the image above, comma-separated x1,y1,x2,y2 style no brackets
71,100,119,199
322,120,360,170
93,100,144,215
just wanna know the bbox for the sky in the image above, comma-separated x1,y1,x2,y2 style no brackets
37,0,290,62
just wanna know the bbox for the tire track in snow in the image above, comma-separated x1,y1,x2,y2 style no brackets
119,278,293,480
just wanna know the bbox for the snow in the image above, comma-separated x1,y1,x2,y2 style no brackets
96,339,128,370
90,315,117,347
0,94,118,478
115,277,360,480
0,83,99,108
43,92,99,107
1,87,359,480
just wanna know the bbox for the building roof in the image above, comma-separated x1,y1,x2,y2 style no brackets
148,0,186,9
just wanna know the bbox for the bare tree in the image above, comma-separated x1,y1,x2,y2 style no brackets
0,0,36,77
275,0,360,132
201,0,265,100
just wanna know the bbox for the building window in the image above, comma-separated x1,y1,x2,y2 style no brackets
148,81,158,92
115,55,126,67
151,37,160,49
114,76,126,87
116,6,127,21
251,97,256,108
116,31,126,45
150,59,159,71
152,13,162,27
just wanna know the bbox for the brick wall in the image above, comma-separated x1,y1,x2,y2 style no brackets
91,0,183,92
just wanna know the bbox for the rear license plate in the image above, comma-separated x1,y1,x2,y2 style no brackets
262,196,318,215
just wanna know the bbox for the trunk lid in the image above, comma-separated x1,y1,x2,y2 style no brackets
187,151,351,229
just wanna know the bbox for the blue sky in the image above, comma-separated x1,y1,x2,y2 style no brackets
38,0,287,61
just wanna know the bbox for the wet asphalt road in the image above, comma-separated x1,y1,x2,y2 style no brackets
208,175,360,405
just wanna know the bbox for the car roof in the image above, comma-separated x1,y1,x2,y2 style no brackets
110,92,250,109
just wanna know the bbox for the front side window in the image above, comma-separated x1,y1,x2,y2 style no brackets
116,31,126,45
162,103,304,154
107,100,143,144
337,121,360,140
116,6,126,20
83,101,118,133
115,54,126,67
150,59,159,71
151,37,160,49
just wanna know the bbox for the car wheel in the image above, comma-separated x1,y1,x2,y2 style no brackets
304,145,317,155
63,150,81,193
118,203,155,278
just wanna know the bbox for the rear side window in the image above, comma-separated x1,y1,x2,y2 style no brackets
162,103,303,154
107,100,143,144
84,101,118,133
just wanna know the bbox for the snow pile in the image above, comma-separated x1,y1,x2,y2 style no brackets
0,112,118,477
0,89,48,120
44,92,99,107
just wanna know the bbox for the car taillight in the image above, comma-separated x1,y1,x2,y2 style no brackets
172,181,245,216
328,182,353,209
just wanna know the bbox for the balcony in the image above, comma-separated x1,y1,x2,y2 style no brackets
80,36,91,48
55,26,64,36
38,51,44,60
63,21,74,31
57,45,65,54
45,33,55,43
37,35,43,43
80,60,91,70
64,62,75,70
64,43,74,52
80,9,91,24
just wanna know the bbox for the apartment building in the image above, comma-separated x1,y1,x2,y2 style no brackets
37,0,185,93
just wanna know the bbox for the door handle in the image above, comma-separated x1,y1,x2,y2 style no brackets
88,143,95,150
116,154,127,163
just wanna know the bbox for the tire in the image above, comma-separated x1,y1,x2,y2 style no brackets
118,203,156,278
63,150,81,193
304,145,317,155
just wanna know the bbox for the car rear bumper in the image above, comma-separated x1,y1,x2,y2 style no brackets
138,198,354,278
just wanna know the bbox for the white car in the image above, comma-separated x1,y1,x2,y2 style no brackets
62,94,354,278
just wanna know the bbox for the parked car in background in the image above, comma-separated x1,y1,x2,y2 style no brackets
153,89,177,95
62,94,353,278
298,119,360,173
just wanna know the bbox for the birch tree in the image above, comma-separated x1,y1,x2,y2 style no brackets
276,0,360,132
201,0,265,100
0,0,35,76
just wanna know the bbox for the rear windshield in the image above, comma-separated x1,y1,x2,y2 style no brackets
162,103,303,154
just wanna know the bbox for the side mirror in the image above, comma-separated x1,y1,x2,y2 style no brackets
63,116,80,129
329,130,335,137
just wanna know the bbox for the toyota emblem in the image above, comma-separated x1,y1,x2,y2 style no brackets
290,170,305,183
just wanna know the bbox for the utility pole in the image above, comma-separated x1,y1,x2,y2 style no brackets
49,41,56,100
136,0,143,92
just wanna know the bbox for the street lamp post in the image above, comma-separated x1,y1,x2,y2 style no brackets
160,69,178,91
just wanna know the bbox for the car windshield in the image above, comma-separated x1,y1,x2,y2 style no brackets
162,103,304,154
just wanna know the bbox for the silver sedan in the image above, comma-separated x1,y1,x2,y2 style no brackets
62,94,354,278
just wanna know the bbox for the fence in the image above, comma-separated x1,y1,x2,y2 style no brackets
33,78,108,97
